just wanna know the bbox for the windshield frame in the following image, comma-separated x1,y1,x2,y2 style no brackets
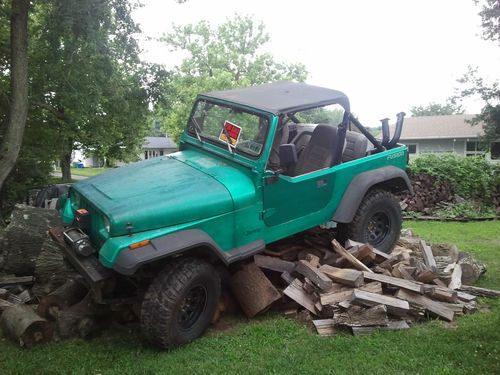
186,97,273,159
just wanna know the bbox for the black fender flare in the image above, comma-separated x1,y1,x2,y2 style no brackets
332,166,413,224
113,229,264,275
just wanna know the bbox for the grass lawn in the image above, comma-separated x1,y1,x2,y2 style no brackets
1,221,499,374
70,167,109,177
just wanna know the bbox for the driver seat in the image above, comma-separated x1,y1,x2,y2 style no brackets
291,124,340,176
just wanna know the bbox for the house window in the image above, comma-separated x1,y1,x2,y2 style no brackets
160,150,164,156
407,144,417,154
466,141,486,156
491,142,500,160
144,151,148,160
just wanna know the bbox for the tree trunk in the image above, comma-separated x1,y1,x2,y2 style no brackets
0,0,29,192
60,142,73,182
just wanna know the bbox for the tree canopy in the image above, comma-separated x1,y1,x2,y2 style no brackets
410,101,464,117
157,15,308,140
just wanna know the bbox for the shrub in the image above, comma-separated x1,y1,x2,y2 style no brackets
409,153,495,204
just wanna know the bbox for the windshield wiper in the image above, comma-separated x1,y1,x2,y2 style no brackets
220,123,234,154
190,118,203,143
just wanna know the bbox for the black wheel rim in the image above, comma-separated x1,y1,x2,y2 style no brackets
178,285,207,330
366,212,390,246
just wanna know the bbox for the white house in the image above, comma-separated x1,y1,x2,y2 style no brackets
390,114,499,161
73,135,178,167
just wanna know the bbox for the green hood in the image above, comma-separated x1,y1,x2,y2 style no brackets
73,153,234,236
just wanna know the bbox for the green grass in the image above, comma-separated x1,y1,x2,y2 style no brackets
70,167,109,177
0,221,499,374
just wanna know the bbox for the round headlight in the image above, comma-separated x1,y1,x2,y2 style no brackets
103,215,111,233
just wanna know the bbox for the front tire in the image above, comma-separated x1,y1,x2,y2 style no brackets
140,257,221,349
343,189,402,253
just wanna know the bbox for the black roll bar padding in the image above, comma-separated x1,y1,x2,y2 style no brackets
349,113,385,152
386,112,406,149
332,111,350,164
380,118,390,147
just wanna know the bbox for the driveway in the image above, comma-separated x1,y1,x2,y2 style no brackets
51,171,88,181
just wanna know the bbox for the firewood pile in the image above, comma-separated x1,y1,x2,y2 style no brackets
397,173,455,214
229,228,499,336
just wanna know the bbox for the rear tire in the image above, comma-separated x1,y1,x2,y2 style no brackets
140,257,220,349
343,189,402,253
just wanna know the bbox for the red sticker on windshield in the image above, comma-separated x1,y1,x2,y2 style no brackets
219,121,242,147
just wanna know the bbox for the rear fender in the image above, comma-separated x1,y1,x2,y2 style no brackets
333,166,412,223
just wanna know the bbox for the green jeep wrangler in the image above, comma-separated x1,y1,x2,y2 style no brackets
56,81,412,349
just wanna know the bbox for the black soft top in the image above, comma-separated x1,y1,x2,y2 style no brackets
201,81,350,115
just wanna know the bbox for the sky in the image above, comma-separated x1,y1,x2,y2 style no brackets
133,0,500,126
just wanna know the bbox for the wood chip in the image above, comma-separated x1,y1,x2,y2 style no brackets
312,319,336,336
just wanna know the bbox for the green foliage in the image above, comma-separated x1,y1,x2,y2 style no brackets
477,0,500,45
433,202,496,219
409,153,496,203
410,101,464,117
296,107,344,124
454,66,500,146
157,15,308,141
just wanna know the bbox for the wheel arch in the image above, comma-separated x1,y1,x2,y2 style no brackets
113,229,264,276
333,166,412,224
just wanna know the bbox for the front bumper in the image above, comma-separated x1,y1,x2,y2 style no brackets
49,226,114,286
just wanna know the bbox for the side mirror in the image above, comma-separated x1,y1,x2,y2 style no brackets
279,143,298,167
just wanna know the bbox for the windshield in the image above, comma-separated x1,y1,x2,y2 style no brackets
188,99,270,157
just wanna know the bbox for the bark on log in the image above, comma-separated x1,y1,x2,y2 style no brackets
37,277,88,321
0,305,53,347
32,239,76,298
1,205,61,275
457,252,486,285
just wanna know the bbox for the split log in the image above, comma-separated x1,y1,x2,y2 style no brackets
419,240,437,272
415,269,438,283
0,275,34,288
37,277,88,321
362,271,424,293
458,285,500,298
448,264,462,290
395,289,454,321
253,255,295,273
0,298,15,312
0,305,53,347
331,240,373,272
295,260,332,290
359,282,383,294
335,305,388,327
320,290,353,305
283,279,317,315
56,294,104,339
312,319,336,336
229,263,281,318
351,289,409,316
319,265,364,287
351,320,410,336
425,287,458,303
457,253,486,285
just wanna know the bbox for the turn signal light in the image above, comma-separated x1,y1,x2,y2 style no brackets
129,240,151,250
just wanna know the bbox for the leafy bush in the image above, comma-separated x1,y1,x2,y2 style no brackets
409,153,496,204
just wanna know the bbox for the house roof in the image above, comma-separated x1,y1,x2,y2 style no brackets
143,136,177,149
391,114,484,140
201,81,350,114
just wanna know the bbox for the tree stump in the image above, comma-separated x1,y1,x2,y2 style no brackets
0,304,53,347
0,205,61,275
